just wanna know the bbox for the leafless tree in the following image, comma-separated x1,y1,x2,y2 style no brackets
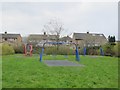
43,19,64,40
43,18,64,50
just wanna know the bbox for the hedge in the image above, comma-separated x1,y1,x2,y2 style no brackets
1,43,15,55
113,42,120,57
33,45,75,55
13,44,24,54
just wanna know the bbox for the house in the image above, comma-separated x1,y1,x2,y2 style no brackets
27,32,59,47
0,32,22,46
60,36,72,43
73,32,107,48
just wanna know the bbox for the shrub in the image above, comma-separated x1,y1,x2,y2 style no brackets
13,44,24,54
0,44,2,55
80,46,100,55
58,46,74,55
113,42,120,57
43,46,74,55
102,43,110,56
32,46,42,54
2,43,15,55
102,43,115,56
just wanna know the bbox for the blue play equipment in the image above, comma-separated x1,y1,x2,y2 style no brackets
83,47,86,55
64,55,68,59
40,42,80,62
83,47,104,56
100,47,104,56
40,48,44,62
75,47,80,61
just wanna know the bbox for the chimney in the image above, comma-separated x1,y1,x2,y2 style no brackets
44,32,46,35
5,31,7,34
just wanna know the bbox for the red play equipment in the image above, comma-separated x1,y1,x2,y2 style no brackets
24,44,33,56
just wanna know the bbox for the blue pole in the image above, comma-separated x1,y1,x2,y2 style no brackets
100,47,104,56
40,48,44,62
84,47,86,56
75,47,80,61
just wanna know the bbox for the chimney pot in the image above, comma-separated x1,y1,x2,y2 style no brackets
5,31,7,34
44,32,46,35
87,32,89,34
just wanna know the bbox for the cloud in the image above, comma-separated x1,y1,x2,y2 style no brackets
0,0,119,2
1,2,118,40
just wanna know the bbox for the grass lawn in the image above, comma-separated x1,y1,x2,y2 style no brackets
2,54,118,88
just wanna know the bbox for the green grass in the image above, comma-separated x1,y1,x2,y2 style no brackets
0,55,2,89
2,54,118,88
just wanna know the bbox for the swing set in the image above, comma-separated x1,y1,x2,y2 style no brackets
23,42,104,62
40,42,80,62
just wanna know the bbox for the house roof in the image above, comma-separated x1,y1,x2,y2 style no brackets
60,36,72,41
73,33,88,40
73,33,107,40
0,34,21,39
28,34,59,40
28,34,47,39
48,35,58,40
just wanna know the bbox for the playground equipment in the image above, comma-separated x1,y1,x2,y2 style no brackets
24,44,33,56
40,42,80,62
83,47,104,56
100,47,104,56
83,47,87,55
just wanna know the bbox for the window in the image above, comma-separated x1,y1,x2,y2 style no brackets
92,34,96,36
5,38,7,41
87,44,90,47
100,34,103,36
95,44,99,46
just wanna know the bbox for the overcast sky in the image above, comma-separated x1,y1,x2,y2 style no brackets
0,1,118,40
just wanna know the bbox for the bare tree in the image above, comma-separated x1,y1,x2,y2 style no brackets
43,18,64,50
44,19,64,40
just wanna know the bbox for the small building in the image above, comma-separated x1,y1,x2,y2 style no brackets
27,32,59,47
60,36,72,43
0,32,22,46
73,32,107,48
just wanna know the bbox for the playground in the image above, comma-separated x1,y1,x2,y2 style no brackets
2,54,118,88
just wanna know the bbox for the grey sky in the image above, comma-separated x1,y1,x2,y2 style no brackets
1,2,118,40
